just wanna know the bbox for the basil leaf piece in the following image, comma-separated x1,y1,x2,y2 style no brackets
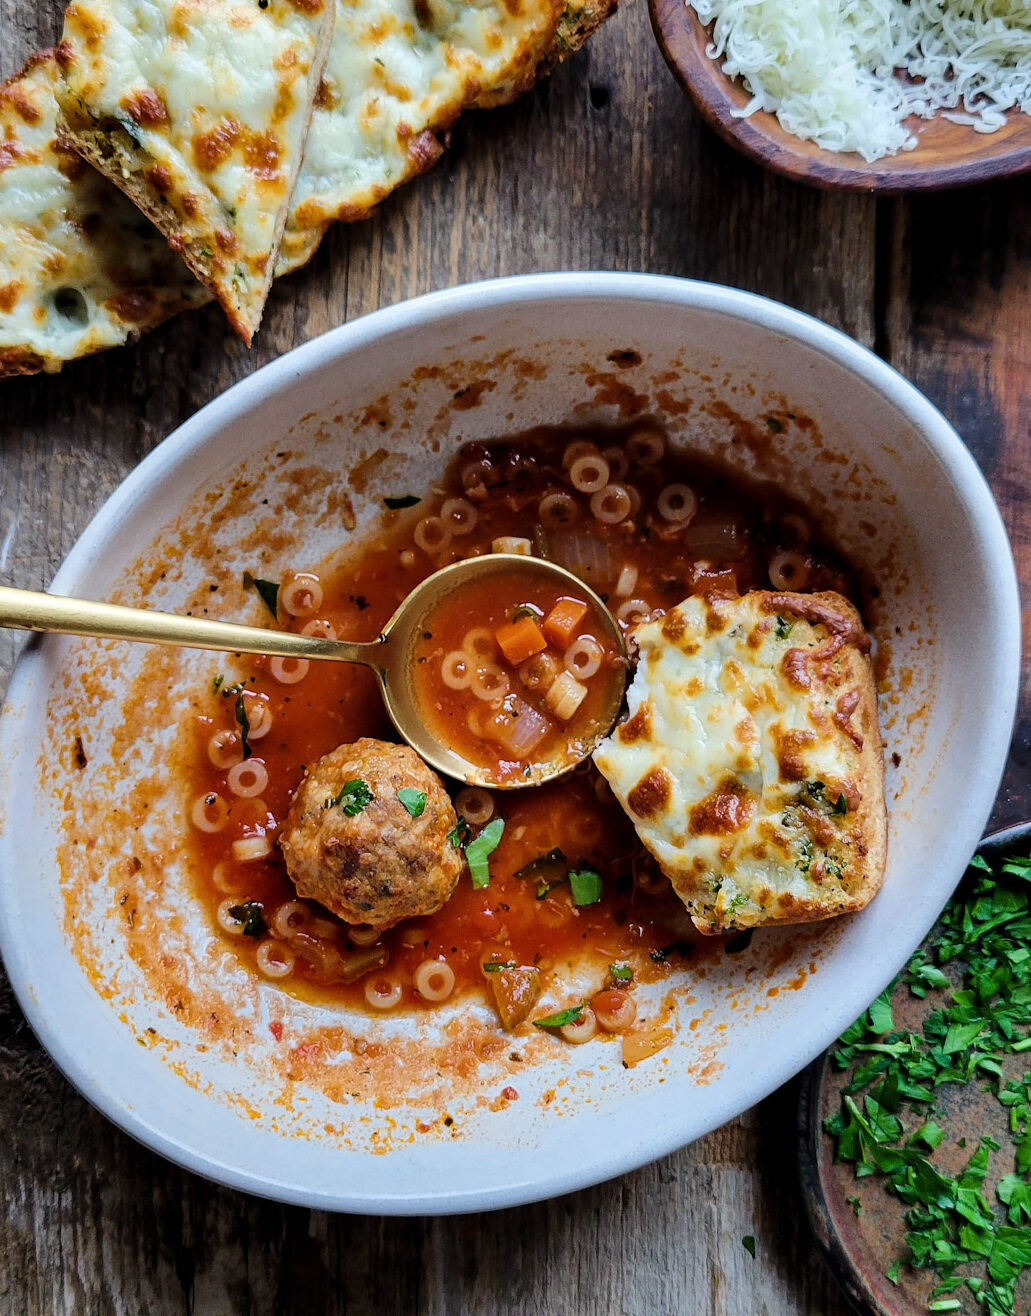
397,788,427,818
242,570,280,618
447,816,472,848
228,901,267,938
533,1003,586,1029
569,868,603,906
464,818,505,890
234,693,252,760
609,962,633,983
383,494,420,510
326,778,373,816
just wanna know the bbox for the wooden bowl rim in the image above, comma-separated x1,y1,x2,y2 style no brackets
648,0,1031,193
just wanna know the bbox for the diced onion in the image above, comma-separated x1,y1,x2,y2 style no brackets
548,529,615,585
232,835,272,863
615,564,638,597
545,670,588,721
492,536,532,555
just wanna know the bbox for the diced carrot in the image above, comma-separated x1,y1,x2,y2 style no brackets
542,597,589,647
495,615,547,667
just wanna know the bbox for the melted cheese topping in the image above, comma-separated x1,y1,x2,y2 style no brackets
593,591,886,932
283,0,561,246
56,0,334,339
0,52,207,377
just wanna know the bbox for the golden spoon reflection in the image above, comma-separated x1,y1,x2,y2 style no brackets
0,555,628,789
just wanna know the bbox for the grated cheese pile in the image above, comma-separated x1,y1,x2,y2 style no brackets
687,0,1031,161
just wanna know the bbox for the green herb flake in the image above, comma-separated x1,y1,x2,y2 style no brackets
397,788,427,818
609,962,633,983
242,570,280,618
833,793,848,816
447,816,472,848
766,416,783,433
741,1236,756,1258
464,818,505,890
211,673,224,694
533,1003,585,1029
228,901,267,938
775,615,793,640
482,960,516,973
383,494,420,510
569,868,603,906
326,778,373,816
234,693,252,760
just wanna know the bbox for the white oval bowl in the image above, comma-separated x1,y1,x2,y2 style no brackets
0,273,1019,1213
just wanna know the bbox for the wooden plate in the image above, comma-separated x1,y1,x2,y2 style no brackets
797,822,1031,1314
648,0,1031,192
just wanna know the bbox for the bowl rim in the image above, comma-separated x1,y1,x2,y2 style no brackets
0,271,1021,1213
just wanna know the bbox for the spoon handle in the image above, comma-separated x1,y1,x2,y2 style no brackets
0,585,383,667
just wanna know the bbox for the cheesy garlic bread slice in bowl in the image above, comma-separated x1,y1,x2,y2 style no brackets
55,0,336,343
0,50,208,378
594,590,887,933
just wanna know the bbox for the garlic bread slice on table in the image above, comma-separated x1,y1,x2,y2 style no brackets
593,591,886,934
56,0,336,344
0,50,208,378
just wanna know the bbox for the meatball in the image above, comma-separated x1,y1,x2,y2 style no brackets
280,738,463,928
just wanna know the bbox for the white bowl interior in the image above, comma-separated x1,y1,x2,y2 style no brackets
0,275,1018,1212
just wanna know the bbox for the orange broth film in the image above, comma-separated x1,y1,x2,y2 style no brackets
185,422,860,1051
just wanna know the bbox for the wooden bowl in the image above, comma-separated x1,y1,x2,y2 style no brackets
649,0,1031,192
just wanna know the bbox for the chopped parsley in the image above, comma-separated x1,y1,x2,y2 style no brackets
242,571,280,618
234,693,252,760
447,816,472,848
832,793,849,816
397,788,426,818
825,850,1031,1314
569,868,603,906
383,494,420,510
228,901,267,938
609,962,634,983
482,960,516,973
775,615,794,640
533,1003,586,1029
463,818,505,890
325,778,373,816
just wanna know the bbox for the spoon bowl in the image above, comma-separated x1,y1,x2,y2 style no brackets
0,554,627,790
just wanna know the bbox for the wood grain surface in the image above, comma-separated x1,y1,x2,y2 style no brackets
648,0,1031,192
1,0,1029,1312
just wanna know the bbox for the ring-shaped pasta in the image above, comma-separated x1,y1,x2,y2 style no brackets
413,959,456,1003
271,900,312,939
232,835,272,863
470,663,509,703
191,792,229,833
216,897,248,937
564,636,603,680
768,550,810,590
440,497,478,536
559,1006,598,1044
616,598,651,626
462,627,495,659
562,438,598,469
243,698,272,741
365,974,403,1011
602,446,629,481
227,759,269,799
300,618,338,641
348,924,383,947
441,650,474,690
569,454,611,494
780,511,811,547
455,786,494,826
590,484,632,525
310,916,340,941
538,491,579,527
270,655,309,685
591,989,637,1033
657,483,698,524
413,516,451,554
208,728,244,770
281,573,323,618
256,940,296,980
626,426,665,465
211,861,246,895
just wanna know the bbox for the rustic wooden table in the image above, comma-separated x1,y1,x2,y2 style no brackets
2,1,1029,1312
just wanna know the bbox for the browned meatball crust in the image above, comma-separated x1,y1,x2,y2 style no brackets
280,738,463,928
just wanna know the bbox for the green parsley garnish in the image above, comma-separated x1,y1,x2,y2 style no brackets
463,818,505,890
383,494,420,510
533,1003,586,1029
742,1236,756,1258
609,962,633,983
775,615,793,640
234,693,252,760
227,901,267,938
826,850,1031,1314
326,778,373,816
447,816,472,848
569,868,603,906
397,788,426,818
832,793,848,816
242,571,280,618
482,960,516,973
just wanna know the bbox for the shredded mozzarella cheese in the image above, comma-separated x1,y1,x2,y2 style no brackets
687,0,1031,161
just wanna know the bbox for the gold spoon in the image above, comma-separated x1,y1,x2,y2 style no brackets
0,555,627,789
